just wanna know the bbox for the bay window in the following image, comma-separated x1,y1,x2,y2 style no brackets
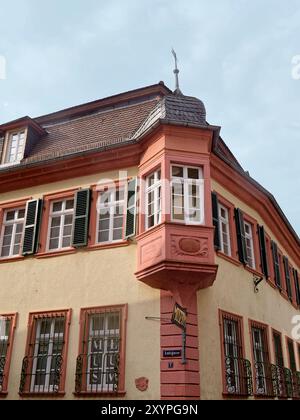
171,165,204,225
145,170,161,229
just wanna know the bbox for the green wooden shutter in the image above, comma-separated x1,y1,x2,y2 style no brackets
211,192,221,251
22,199,42,256
293,269,300,306
72,189,91,248
234,208,247,264
125,178,137,239
283,256,293,301
258,226,269,278
271,241,281,289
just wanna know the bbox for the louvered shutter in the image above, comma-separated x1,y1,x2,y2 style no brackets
22,199,42,255
125,178,137,239
72,189,91,248
258,225,269,278
234,208,248,264
283,256,293,300
271,241,281,289
293,269,300,306
211,192,220,250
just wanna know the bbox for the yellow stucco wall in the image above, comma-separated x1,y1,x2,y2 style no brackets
198,180,300,400
0,168,161,400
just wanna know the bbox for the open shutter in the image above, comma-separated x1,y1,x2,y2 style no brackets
22,199,42,256
234,208,247,264
293,269,300,306
72,189,91,248
211,192,220,250
283,256,293,300
271,241,281,289
258,226,269,278
125,178,137,239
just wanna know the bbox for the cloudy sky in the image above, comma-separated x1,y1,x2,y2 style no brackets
0,0,299,235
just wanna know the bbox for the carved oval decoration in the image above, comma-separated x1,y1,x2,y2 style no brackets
179,238,201,254
135,377,149,392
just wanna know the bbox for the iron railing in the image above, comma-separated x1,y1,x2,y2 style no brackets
253,361,275,397
292,371,300,399
0,355,6,392
270,365,296,398
225,356,253,396
19,355,63,394
75,352,120,394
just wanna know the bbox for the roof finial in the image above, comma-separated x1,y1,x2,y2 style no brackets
171,48,183,96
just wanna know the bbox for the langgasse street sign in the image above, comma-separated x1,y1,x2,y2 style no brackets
171,303,187,331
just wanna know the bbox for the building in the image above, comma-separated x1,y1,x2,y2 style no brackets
0,81,299,400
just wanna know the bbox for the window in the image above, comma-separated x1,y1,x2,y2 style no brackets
47,199,74,251
287,339,297,373
3,131,26,164
272,330,287,398
0,208,25,258
0,314,17,394
19,310,71,395
145,170,161,229
244,222,255,269
75,305,127,395
171,165,204,224
251,323,272,396
218,204,231,256
220,311,252,396
273,331,284,368
97,188,125,244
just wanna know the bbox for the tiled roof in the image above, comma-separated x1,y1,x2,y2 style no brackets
133,94,207,140
23,99,158,164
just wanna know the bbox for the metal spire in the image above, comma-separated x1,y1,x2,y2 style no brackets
171,48,183,95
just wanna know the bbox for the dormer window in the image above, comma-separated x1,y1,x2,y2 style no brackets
3,130,26,164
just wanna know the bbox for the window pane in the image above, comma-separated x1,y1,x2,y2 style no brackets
6,211,16,221
64,215,73,226
52,202,63,213
188,168,199,179
1,246,10,258
113,229,122,241
66,200,74,210
50,227,60,239
98,230,109,243
172,166,184,177
62,237,71,248
49,238,59,250
18,209,25,219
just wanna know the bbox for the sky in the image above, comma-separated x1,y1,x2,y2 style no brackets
0,0,299,235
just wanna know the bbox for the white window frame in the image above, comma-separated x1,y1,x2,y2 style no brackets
96,188,125,245
87,312,120,392
47,199,74,252
145,169,162,230
0,207,25,259
171,165,205,225
244,221,255,269
218,204,232,256
2,130,27,166
30,318,65,393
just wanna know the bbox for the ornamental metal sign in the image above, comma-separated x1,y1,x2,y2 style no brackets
171,303,187,331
